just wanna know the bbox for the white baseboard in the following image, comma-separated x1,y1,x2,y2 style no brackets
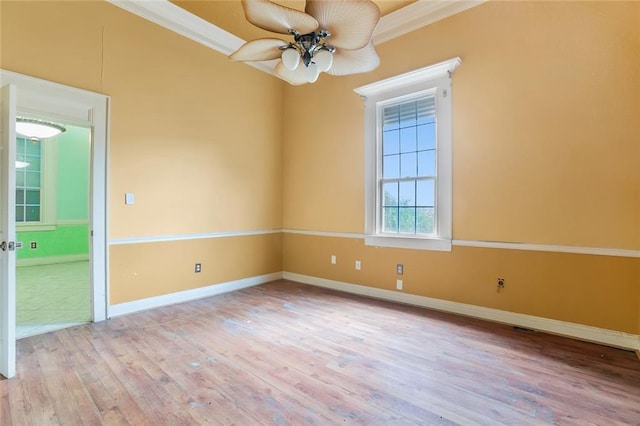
283,272,640,351
17,254,89,267
109,272,283,318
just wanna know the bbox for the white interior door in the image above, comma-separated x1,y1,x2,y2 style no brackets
0,84,17,379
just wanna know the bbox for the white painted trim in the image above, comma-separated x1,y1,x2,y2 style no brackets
109,228,640,258
282,228,364,239
283,272,640,351
109,229,281,245
354,58,462,98
108,272,282,318
453,240,640,258
105,0,276,75
373,0,487,45
17,254,89,267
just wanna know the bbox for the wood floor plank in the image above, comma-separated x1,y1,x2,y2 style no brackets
2,280,639,425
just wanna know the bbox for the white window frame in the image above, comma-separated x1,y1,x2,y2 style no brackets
355,57,461,252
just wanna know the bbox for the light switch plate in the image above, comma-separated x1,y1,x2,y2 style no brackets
125,193,135,205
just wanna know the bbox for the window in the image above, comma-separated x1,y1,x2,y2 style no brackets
16,137,42,222
15,136,56,229
355,58,461,251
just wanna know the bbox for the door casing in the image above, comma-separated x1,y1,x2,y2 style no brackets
0,70,109,378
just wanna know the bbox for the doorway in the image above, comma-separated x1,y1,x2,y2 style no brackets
1,69,108,378
15,124,92,338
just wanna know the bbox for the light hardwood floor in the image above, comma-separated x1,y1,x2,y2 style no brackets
2,280,639,425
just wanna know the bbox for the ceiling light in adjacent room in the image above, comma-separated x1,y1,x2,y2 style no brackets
16,117,66,140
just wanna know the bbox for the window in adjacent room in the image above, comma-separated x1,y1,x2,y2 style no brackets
15,136,56,229
355,58,461,251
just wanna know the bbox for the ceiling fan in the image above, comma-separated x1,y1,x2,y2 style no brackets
229,0,381,85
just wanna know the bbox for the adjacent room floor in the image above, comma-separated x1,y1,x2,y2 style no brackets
2,280,639,424
16,261,90,338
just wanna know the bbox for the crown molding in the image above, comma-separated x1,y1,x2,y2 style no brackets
105,0,277,74
373,0,487,45
106,0,484,79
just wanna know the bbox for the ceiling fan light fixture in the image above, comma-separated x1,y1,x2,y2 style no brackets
282,47,300,71
16,117,66,140
314,48,333,72
232,0,381,85
305,62,320,83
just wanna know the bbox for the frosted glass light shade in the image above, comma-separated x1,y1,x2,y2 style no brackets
315,49,333,72
16,118,65,139
281,48,300,71
305,63,320,83
15,161,30,169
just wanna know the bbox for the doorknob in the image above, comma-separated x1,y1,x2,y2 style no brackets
0,241,15,251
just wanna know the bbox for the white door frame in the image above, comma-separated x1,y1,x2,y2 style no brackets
0,70,109,352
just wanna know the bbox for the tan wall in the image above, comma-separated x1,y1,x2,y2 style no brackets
284,233,639,334
1,1,284,302
282,2,640,333
110,233,282,304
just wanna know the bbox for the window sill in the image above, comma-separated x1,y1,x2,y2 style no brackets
365,234,452,252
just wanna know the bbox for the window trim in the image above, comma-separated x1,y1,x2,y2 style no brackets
355,57,461,252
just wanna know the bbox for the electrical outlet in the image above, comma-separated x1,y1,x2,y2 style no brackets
331,255,336,265
396,264,404,275
396,279,403,290
195,263,202,273
30,241,37,249
355,260,361,270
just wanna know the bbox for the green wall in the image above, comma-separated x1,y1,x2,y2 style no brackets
17,125,90,262
57,126,90,220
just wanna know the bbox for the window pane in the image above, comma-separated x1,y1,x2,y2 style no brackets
383,182,398,206
417,97,436,125
417,123,436,151
417,180,435,207
400,127,416,153
16,206,24,222
399,181,415,206
383,130,399,155
16,172,25,187
26,190,40,205
16,189,24,204
383,207,398,233
399,207,416,233
399,102,416,127
383,104,399,130
26,172,40,188
26,206,40,222
383,154,399,178
400,153,417,178
25,140,41,156
417,207,435,234
17,138,25,151
25,155,41,170
418,150,436,177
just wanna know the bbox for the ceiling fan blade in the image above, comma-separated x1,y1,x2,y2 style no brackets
328,42,380,76
242,0,319,35
229,38,288,62
275,62,308,85
305,0,380,50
